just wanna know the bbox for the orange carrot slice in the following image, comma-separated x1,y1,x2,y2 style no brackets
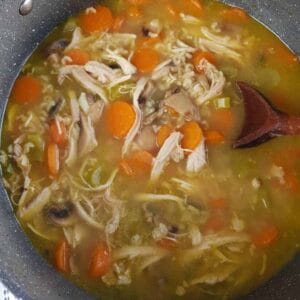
49,120,68,147
112,15,125,32
119,150,153,176
251,224,279,247
54,240,70,273
221,7,249,23
12,75,42,104
47,143,60,177
88,242,111,278
179,121,203,150
65,49,90,65
192,50,216,72
79,5,113,34
205,130,225,145
157,237,178,250
105,100,136,139
131,47,160,73
156,124,173,148
210,108,234,136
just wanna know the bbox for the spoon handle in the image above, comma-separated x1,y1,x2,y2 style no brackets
279,115,300,135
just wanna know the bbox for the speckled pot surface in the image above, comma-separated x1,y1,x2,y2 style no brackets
0,1,299,299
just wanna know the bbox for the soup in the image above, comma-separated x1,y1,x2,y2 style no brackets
1,0,300,299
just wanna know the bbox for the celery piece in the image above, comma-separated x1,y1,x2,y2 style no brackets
109,81,136,101
6,104,20,132
214,97,231,109
27,134,45,162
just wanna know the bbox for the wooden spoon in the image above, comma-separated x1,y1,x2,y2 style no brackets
233,81,300,148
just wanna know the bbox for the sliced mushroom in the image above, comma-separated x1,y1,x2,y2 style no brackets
165,92,200,121
135,126,157,152
48,97,64,119
45,39,69,57
45,201,76,227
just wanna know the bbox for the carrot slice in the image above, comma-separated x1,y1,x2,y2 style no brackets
210,198,228,210
47,143,60,177
105,100,136,139
12,75,42,104
79,5,113,34
88,242,111,278
205,130,225,145
112,15,125,32
126,0,150,5
127,6,142,18
157,237,178,250
65,49,90,65
210,108,234,136
131,47,160,73
136,36,161,49
221,7,249,23
179,121,203,150
179,0,203,17
120,150,153,176
251,224,279,247
156,124,173,148
192,50,216,72
49,119,68,147
54,240,70,273
203,211,228,234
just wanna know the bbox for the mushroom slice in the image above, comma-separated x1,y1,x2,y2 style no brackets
46,201,76,227
78,113,98,158
165,92,200,121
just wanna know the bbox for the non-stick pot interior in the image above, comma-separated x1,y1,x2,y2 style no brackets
0,0,299,299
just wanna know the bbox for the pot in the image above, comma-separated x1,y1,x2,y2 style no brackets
0,1,299,299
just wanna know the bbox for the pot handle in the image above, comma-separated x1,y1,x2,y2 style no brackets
19,0,33,16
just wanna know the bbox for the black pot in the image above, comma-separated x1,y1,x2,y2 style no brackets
0,1,299,299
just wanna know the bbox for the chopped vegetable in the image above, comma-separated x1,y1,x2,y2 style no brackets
179,0,203,17
180,121,203,150
88,242,111,278
65,49,90,65
205,130,225,145
132,47,160,73
157,237,178,250
210,108,234,136
127,6,142,18
192,50,216,72
251,224,279,247
12,75,42,104
46,143,60,177
156,124,173,148
54,239,70,273
6,104,20,131
119,150,153,176
203,211,228,234
210,198,228,210
105,100,136,139
49,120,68,147
220,7,249,23
79,5,113,33
27,133,45,162
214,97,231,109
136,36,161,48
112,15,125,32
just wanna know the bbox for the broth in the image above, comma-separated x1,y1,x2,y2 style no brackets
1,0,300,299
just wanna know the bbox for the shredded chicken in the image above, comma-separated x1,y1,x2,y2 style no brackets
66,122,80,167
78,113,98,157
59,66,108,103
122,77,148,156
84,61,118,84
186,141,206,173
151,132,183,180
106,49,137,75
65,27,83,51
